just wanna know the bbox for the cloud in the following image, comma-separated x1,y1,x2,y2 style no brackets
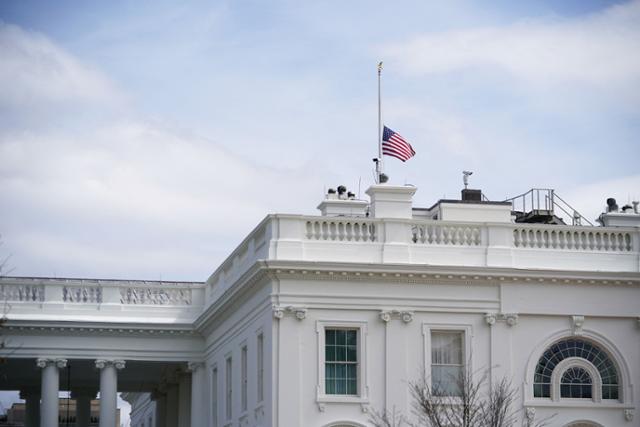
382,1,640,91
0,24,325,280
0,22,125,111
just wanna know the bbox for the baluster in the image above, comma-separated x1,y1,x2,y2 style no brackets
305,221,312,239
345,222,353,241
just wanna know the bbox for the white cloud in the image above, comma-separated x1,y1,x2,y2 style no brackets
0,23,125,110
0,24,325,280
382,1,640,91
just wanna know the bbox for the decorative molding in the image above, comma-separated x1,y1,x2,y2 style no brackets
624,409,634,422
571,315,585,335
95,359,126,370
262,264,640,288
525,407,535,422
360,403,369,413
36,358,67,369
504,313,519,327
379,309,414,323
272,305,307,320
484,312,497,326
272,305,284,319
5,324,196,337
317,402,326,412
484,312,518,326
187,361,204,372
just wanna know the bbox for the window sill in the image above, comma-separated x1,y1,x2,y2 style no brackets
524,399,631,409
316,395,370,413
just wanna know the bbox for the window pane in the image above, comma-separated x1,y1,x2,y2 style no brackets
431,332,462,365
325,328,359,396
431,331,464,396
326,345,336,362
346,346,357,362
326,329,336,345
431,365,462,396
346,330,357,346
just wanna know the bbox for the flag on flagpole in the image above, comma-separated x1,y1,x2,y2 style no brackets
382,126,415,162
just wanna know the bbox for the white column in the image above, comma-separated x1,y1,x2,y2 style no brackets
95,359,125,427
37,358,67,427
178,372,191,427
188,362,205,427
71,390,95,427
20,390,40,427
151,390,167,427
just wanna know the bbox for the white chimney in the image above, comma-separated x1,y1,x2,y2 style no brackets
365,184,417,219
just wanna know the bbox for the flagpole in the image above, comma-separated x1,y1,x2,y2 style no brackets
377,61,383,183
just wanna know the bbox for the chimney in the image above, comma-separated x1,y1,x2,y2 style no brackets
365,184,417,219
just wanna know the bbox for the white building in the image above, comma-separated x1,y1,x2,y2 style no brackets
1,183,639,427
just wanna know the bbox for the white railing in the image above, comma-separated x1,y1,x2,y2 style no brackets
513,227,633,252
305,219,377,242
120,287,192,305
411,223,481,246
0,284,44,302
63,286,102,303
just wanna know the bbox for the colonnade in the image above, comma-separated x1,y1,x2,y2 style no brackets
26,358,125,427
148,362,207,427
20,358,208,427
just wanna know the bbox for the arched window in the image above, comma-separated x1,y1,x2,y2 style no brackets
560,367,592,398
533,338,619,400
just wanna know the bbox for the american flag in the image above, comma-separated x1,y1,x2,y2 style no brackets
382,126,415,162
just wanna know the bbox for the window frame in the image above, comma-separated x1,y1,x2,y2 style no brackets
316,320,369,405
256,330,265,404
211,364,218,427
422,323,473,398
224,354,233,421
240,343,248,413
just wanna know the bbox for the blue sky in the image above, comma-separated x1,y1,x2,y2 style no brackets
0,0,639,282
1,0,639,418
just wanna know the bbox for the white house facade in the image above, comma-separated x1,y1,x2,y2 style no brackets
1,183,639,427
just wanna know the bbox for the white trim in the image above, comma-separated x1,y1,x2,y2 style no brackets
421,322,473,388
524,329,632,404
315,320,369,405
550,357,601,402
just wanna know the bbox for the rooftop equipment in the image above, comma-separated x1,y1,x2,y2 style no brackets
504,188,593,226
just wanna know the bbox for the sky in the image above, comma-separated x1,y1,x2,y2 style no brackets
0,0,639,421
1,0,639,282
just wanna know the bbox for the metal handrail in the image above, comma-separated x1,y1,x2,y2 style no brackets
504,188,593,226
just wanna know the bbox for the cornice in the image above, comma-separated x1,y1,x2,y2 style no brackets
260,260,640,287
3,321,198,337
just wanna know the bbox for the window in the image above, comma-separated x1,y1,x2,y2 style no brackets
241,345,248,412
316,320,368,403
257,333,264,403
325,329,358,395
212,367,218,427
560,367,592,398
225,357,232,420
431,331,464,396
533,338,619,400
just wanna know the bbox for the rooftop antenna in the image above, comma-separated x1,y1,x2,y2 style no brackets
463,171,473,189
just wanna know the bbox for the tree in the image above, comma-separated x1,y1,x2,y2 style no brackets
369,366,553,427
